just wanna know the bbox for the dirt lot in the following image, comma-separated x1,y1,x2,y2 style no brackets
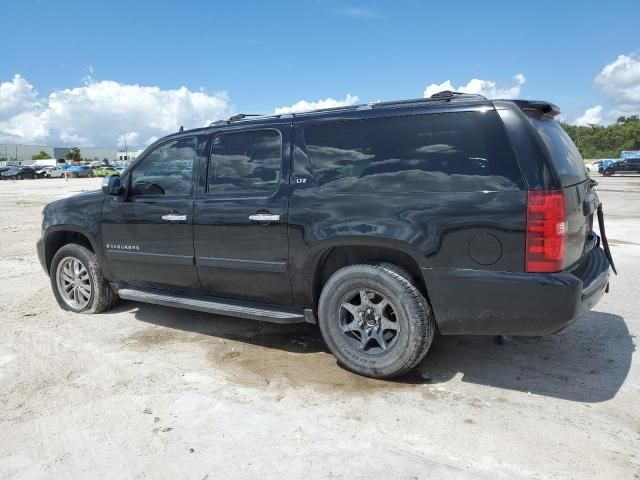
0,176,638,479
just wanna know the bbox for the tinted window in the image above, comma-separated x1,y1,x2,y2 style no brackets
208,130,281,196
528,117,587,187
303,111,523,193
130,137,196,196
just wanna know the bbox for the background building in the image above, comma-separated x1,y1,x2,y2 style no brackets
0,144,118,164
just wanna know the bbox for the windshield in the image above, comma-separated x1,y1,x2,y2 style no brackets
528,116,588,187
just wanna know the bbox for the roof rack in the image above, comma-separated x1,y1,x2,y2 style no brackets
208,91,488,126
428,90,486,100
228,113,263,122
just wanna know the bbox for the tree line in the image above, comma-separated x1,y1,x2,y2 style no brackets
561,116,640,159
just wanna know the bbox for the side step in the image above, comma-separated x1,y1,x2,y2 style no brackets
116,287,308,324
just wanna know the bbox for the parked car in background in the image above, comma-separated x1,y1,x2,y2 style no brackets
586,160,603,173
93,166,119,177
34,166,56,178
67,165,94,178
1,166,37,180
43,167,67,178
601,158,640,176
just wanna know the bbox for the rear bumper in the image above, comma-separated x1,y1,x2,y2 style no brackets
423,246,610,335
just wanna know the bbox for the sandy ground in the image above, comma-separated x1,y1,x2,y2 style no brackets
0,176,638,480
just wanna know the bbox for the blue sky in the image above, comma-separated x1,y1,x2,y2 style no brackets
1,0,639,147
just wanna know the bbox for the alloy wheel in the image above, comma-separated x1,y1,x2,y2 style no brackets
338,288,400,355
56,257,92,309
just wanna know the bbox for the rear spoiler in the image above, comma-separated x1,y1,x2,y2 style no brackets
510,100,561,118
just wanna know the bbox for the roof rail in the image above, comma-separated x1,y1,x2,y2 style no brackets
429,90,487,100
228,113,263,122
207,92,488,126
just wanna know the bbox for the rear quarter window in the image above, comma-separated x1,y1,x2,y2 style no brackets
302,111,524,193
528,117,587,187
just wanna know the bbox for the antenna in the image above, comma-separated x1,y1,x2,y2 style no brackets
179,125,184,132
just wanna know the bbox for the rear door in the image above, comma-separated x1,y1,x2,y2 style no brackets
193,124,293,305
616,160,631,173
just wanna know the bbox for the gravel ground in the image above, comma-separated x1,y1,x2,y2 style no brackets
0,176,638,479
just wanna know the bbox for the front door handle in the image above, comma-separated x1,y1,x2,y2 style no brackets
249,213,280,222
161,214,187,222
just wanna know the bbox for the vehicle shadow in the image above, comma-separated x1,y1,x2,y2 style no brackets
410,310,633,403
111,300,328,354
114,302,633,403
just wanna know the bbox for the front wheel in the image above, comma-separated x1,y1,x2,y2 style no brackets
16,174,22,180
50,243,118,314
318,264,434,379
602,169,614,177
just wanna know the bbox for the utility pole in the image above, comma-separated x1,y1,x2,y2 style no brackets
124,136,128,166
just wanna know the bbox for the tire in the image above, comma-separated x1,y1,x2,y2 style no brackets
50,243,118,314
16,174,22,180
318,264,434,379
602,169,613,177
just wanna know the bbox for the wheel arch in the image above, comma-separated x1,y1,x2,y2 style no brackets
307,241,429,311
44,227,98,273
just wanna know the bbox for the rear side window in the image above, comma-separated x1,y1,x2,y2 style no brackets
303,111,523,193
528,117,587,187
208,130,282,196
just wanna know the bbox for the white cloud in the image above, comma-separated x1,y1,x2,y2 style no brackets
274,94,359,114
424,73,526,99
118,131,140,147
575,105,603,126
0,74,41,119
594,54,640,117
0,75,231,147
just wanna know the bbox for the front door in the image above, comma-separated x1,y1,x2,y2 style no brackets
193,125,293,305
101,136,200,291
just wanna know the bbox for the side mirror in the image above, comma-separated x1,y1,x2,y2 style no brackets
101,175,123,196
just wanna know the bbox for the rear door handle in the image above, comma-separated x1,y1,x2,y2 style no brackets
161,214,187,222
248,213,280,222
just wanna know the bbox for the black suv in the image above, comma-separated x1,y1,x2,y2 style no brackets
37,92,614,378
601,158,640,176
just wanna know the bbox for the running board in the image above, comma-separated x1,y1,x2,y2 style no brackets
116,287,308,324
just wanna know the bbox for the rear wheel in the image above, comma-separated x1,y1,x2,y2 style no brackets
318,264,434,379
50,243,118,314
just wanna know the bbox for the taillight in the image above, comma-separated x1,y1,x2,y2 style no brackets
525,190,567,272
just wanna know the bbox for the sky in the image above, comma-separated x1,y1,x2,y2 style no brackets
1,0,639,148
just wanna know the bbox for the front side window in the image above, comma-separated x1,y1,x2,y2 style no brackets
303,111,524,193
208,129,282,196
129,137,196,196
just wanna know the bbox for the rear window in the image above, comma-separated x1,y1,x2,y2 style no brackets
303,111,524,193
528,117,587,187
